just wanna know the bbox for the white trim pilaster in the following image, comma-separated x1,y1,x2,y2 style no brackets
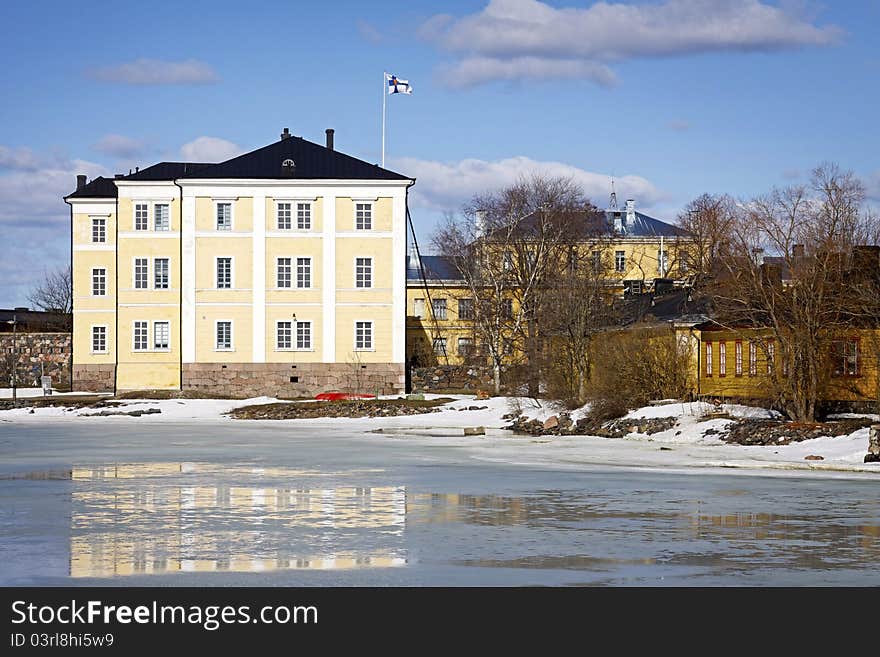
322,192,336,362
391,190,406,363
181,194,196,363
252,193,267,362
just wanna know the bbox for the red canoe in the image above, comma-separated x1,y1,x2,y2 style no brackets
315,392,377,401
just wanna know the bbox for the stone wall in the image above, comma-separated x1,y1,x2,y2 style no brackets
181,362,406,399
73,364,116,392
0,332,71,389
410,365,501,393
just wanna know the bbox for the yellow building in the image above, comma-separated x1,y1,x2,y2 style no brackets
65,128,414,396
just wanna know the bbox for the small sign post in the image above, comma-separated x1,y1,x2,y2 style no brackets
41,375,52,396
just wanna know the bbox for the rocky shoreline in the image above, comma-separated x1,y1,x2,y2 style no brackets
228,398,451,420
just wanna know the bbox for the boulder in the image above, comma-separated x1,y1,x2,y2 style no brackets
543,416,559,430
804,455,824,461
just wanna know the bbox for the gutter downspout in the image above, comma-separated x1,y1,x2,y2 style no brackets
174,179,184,392
64,197,73,391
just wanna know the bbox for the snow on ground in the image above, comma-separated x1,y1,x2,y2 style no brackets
0,387,112,400
0,391,876,477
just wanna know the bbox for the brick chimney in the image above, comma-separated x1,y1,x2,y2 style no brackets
325,128,334,151
280,127,291,140
76,174,87,190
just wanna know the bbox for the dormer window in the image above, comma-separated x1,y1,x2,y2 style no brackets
281,159,296,177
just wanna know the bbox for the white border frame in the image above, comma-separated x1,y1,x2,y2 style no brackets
214,319,234,352
354,256,373,289
215,256,234,290
213,199,235,232
353,319,374,352
353,200,374,231
91,267,108,297
89,324,109,354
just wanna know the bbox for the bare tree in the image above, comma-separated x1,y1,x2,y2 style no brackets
28,265,72,315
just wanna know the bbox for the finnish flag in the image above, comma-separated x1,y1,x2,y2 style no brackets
386,73,413,95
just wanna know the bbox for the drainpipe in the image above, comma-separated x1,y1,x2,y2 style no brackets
174,179,184,393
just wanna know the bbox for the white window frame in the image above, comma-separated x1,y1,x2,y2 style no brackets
413,298,425,319
354,202,373,231
354,320,374,351
153,321,171,352
296,257,312,289
132,320,149,352
296,202,312,230
296,320,312,351
457,337,473,356
215,200,233,231
133,257,149,290
90,325,108,354
276,320,293,350
276,201,292,230
153,203,170,231
432,298,447,320
91,268,107,297
276,257,292,289
91,216,106,243
615,250,626,272
355,257,373,289
154,257,170,290
134,203,149,231
216,257,233,289
215,320,234,352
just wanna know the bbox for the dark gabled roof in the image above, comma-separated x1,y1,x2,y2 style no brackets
64,176,118,199
0,308,70,332
407,255,461,281
607,210,690,238
125,162,213,181
181,135,410,181
613,288,711,326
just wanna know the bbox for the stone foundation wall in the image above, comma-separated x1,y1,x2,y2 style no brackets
1,332,71,389
73,364,116,392
182,362,406,399
410,365,513,393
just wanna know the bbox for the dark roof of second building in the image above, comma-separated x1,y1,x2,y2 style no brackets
407,255,460,281
64,176,118,199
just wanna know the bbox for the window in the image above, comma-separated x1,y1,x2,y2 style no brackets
568,247,578,271
135,203,148,231
277,202,292,230
216,321,232,350
433,338,447,356
458,298,474,320
277,321,292,350
749,341,757,376
355,321,373,350
615,250,626,272
92,268,106,296
355,203,372,230
458,337,473,356
296,257,311,288
296,321,312,350
153,321,169,350
91,326,107,353
658,249,669,276
624,280,643,296
735,341,743,376
133,321,148,351
355,257,372,288
719,341,727,376
134,258,149,289
432,298,447,320
216,202,232,231
277,257,292,288
502,251,513,272
216,258,232,289
832,339,859,377
767,339,775,374
92,217,106,243
591,250,602,271
154,258,169,289
501,299,513,319
679,252,690,274
297,202,311,230
705,341,713,376
154,204,170,231
413,298,425,319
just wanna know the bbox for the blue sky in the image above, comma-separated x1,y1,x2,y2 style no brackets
1,0,878,308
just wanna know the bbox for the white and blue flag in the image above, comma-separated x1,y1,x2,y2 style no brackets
386,73,412,95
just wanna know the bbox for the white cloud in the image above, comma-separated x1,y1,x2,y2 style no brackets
0,145,42,171
421,0,842,87
89,58,219,85
393,155,663,212
357,19,384,44
179,137,244,162
91,134,149,159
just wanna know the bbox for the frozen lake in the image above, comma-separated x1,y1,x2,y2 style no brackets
1,420,879,586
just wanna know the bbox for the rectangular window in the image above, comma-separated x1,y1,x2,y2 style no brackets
296,257,311,288
135,203,148,231
297,203,311,230
432,298,447,320
154,204,170,231
615,251,626,272
216,258,232,289
277,257,292,288
355,321,373,350
355,257,372,288
296,321,312,350
568,247,578,271
501,299,513,319
153,321,169,350
591,250,602,271
705,341,713,376
433,338,447,356
735,341,743,376
355,203,372,230
502,251,513,272
413,298,425,319
749,341,757,376
679,252,690,274
154,258,169,289
216,202,232,231
133,321,148,351
134,258,149,289
277,202,292,230
658,249,669,276
458,337,473,356
216,321,232,350
719,341,727,376
276,321,292,350
92,268,106,296
767,340,775,374
832,339,860,377
458,298,474,320
91,326,107,353
92,217,106,243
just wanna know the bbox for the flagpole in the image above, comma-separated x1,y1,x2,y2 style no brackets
381,71,387,168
